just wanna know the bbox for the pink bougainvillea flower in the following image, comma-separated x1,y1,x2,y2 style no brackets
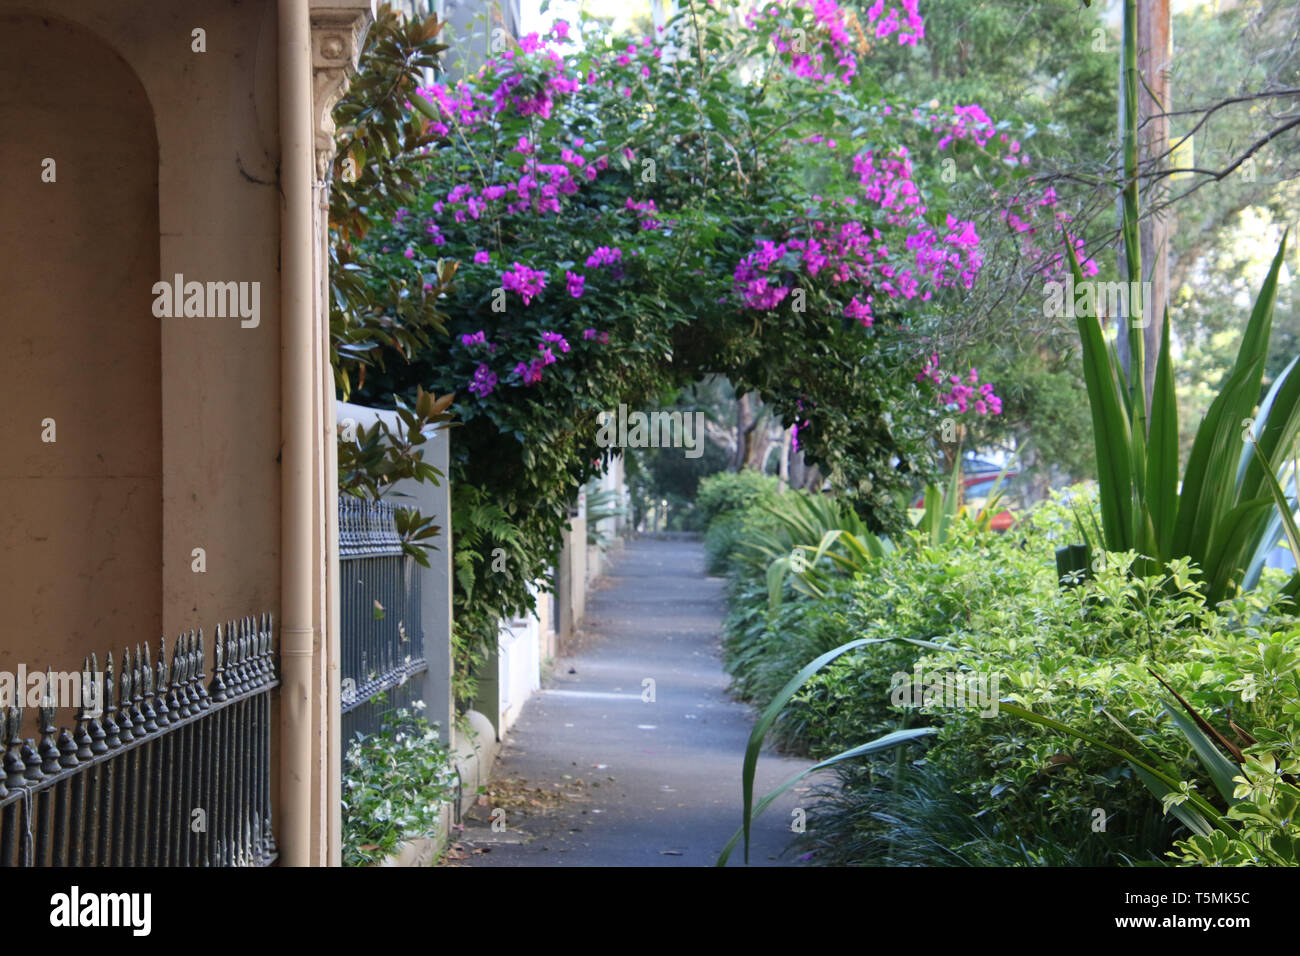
584,246,623,268
501,262,548,305
565,271,585,298
468,363,497,397
920,355,1003,416
514,359,545,386
844,295,874,327
541,331,571,353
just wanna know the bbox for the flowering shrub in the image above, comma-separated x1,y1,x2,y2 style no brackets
400,3,1091,400
347,0,1094,684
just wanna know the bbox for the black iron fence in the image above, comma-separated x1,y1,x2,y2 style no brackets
339,496,426,744
0,615,278,866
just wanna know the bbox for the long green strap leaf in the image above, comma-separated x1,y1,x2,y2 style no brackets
716,727,938,866
1160,703,1242,806
1146,306,1179,562
1131,764,1215,838
1174,237,1286,568
1203,498,1276,602
1174,354,1270,590
1066,231,1134,552
1250,439,1300,578
735,635,951,864
1236,235,1293,497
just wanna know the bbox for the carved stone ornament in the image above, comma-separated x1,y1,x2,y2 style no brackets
311,0,376,180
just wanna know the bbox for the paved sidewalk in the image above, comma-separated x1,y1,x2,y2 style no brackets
452,536,815,867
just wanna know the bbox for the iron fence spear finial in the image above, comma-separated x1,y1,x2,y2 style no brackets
38,669,59,774
117,650,135,744
101,653,120,749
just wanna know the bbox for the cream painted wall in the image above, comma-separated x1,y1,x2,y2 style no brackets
3,0,285,649
0,14,162,688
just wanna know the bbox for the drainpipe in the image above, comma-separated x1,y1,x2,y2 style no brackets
279,0,315,867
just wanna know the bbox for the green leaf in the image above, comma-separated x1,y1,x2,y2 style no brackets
1145,306,1178,562
1066,231,1133,552
717,727,937,867
1173,234,1288,591
1250,439,1300,584
1160,702,1242,806
1131,764,1215,838
731,634,953,865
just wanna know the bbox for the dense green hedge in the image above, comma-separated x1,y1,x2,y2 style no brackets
711,488,1300,865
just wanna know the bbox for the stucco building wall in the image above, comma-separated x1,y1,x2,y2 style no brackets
1,1,284,670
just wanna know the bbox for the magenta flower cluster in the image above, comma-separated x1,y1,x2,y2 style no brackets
508,329,591,389
731,138,988,314
917,355,1002,416
867,0,925,45
501,262,548,305
541,331,571,353
585,246,623,268
402,0,1089,423
933,103,996,151
513,358,545,387
749,0,923,89
626,197,664,231
469,363,498,397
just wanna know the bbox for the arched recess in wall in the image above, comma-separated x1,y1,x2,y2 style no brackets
0,13,162,682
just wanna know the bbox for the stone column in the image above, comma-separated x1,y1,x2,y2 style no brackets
309,0,373,867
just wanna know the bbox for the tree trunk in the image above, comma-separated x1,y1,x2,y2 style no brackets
733,392,751,471
799,463,822,492
777,427,792,490
743,410,776,471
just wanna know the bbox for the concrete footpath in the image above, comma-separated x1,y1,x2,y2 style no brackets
450,536,815,867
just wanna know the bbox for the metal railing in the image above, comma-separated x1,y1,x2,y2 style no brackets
0,615,278,866
339,496,426,743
